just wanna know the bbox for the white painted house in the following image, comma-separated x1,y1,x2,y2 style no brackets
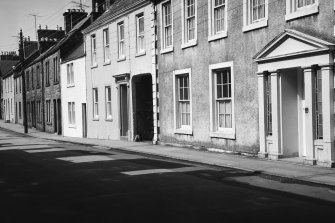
61,53,87,138
2,71,15,123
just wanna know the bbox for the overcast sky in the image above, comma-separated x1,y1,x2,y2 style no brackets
0,0,92,53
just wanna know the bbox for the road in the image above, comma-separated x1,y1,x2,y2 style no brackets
0,128,334,223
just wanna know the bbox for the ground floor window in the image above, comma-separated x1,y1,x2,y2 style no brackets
209,61,235,138
173,69,192,134
19,102,22,119
68,102,75,125
46,100,51,123
37,101,41,123
93,88,99,119
105,86,112,120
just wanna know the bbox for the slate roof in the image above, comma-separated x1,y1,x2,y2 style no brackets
83,0,150,34
61,41,85,63
0,60,18,78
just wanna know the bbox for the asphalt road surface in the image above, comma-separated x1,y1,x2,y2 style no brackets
0,128,334,223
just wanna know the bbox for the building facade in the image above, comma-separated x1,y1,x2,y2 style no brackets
83,0,157,142
2,70,15,123
60,47,87,138
155,0,335,167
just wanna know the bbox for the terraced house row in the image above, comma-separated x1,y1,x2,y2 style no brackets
2,0,335,167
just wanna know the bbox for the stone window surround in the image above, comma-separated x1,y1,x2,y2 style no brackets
209,61,235,139
173,68,193,135
208,0,228,41
242,0,269,33
285,0,319,21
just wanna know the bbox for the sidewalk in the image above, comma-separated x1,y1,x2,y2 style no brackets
1,120,335,187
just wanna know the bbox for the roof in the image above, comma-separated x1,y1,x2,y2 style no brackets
61,41,85,63
29,15,91,67
83,0,150,34
13,49,40,78
0,60,18,78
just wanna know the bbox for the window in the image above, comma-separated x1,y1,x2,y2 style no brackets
161,1,173,52
243,0,268,32
67,63,74,86
37,101,41,123
91,34,97,66
15,78,18,94
103,29,110,63
208,0,227,41
315,69,322,139
11,99,12,114
68,102,75,125
265,74,272,136
93,88,99,119
209,62,235,139
182,0,197,48
26,70,29,90
46,100,51,123
118,22,125,59
173,69,192,135
285,0,318,21
45,61,50,86
136,14,145,54
19,102,22,119
105,86,112,120
36,65,40,88
53,57,59,83
31,67,34,89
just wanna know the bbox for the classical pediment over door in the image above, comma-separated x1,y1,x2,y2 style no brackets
254,29,335,63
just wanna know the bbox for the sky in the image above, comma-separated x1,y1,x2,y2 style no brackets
0,0,92,53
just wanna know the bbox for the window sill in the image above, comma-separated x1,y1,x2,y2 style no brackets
135,51,146,57
285,5,319,21
160,47,174,54
93,118,99,121
210,131,235,140
208,31,227,42
117,56,126,62
68,125,76,129
103,60,111,66
105,118,113,122
243,19,268,32
181,40,197,49
174,128,193,135
91,63,98,69
67,84,75,88
53,81,59,85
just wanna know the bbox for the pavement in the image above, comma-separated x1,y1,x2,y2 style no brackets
1,120,335,187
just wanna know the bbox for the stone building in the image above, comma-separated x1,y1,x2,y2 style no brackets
83,0,157,142
155,0,335,167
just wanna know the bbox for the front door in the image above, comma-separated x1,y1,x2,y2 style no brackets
82,103,87,138
120,84,128,137
53,99,57,133
57,99,62,135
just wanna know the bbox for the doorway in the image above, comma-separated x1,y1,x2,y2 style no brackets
132,74,154,141
57,99,62,135
53,99,57,133
280,68,306,157
119,84,128,138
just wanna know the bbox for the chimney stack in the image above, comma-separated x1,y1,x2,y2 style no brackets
63,8,88,33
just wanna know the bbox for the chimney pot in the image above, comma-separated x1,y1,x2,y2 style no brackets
38,24,41,29
45,25,48,29
59,26,62,30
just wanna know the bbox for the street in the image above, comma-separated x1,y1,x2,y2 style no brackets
0,128,334,223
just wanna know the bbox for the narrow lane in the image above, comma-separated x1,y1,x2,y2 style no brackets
0,129,334,223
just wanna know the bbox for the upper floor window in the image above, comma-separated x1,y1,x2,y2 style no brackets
182,0,197,49
26,71,29,90
208,0,228,41
45,61,50,86
118,22,125,60
68,102,76,125
136,13,145,54
243,0,268,32
36,65,40,88
67,63,74,86
53,57,59,83
161,1,173,53
103,28,110,63
91,34,97,66
285,0,318,21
